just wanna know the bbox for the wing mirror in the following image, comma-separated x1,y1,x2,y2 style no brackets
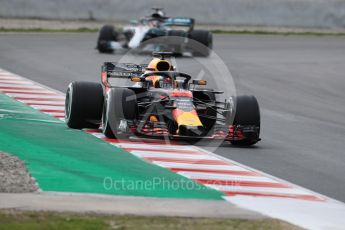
192,80,207,85
131,76,144,82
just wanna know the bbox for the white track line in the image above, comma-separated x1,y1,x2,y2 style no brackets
16,100,65,106
178,172,277,183
209,185,313,196
0,89,54,93
0,83,43,88
90,133,107,139
0,80,37,85
154,162,248,171
113,143,192,150
5,93,64,99
129,150,220,160
30,105,65,110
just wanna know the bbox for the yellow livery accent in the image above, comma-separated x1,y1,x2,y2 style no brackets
176,111,203,127
145,58,172,86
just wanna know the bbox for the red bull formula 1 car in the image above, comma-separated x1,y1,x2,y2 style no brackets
65,53,261,145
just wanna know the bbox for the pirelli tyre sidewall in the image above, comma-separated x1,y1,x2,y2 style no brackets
65,81,103,129
228,95,261,145
102,88,137,138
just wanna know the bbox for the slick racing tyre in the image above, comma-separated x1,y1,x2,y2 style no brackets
65,81,104,129
188,30,213,57
228,95,260,146
97,25,118,53
102,88,137,138
167,30,185,55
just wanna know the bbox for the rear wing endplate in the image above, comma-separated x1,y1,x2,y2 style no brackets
101,62,148,87
102,62,147,78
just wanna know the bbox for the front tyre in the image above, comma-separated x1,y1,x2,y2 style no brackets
65,81,104,129
228,95,260,146
97,25,118,53
102,88,137,138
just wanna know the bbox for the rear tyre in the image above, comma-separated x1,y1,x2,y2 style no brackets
97,25,118,53
65,81,104,129
229,95,260,146
102,88,137,138
188,30,213,57
167,30,185,55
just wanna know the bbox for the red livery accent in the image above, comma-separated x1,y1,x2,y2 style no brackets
195,179,291,188
40,109,64,113
227,125,245,140
169,91,193,97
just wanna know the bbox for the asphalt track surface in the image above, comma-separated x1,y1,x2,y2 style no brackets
0,33,345,202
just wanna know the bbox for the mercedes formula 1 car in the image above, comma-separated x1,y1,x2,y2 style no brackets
96,8,213,57
65,52,260,145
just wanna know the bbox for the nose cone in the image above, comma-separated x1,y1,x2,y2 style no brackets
179,125,205,137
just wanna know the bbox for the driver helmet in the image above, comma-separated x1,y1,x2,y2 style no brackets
145,58,172,87
151,9,166,19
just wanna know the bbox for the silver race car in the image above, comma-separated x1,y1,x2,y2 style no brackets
96,8,213,57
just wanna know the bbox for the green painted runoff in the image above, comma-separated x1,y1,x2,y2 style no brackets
0,93,224,200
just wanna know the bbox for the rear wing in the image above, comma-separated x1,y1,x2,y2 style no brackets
101,62,147,87
164,17,195,30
